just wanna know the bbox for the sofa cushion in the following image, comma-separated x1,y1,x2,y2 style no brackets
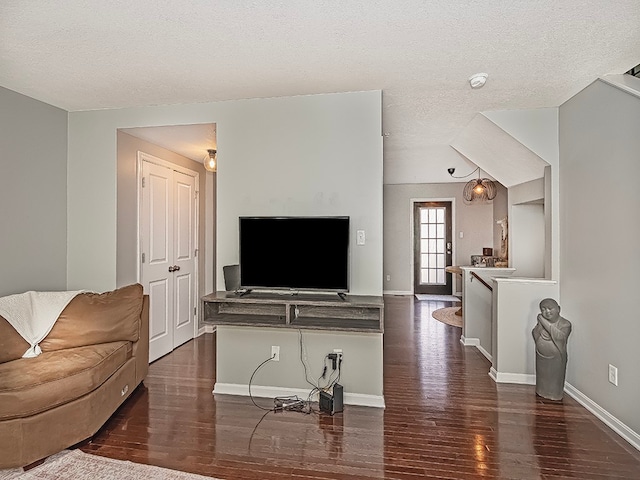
0,316,30,364
39,283,143,352
0,341,131,421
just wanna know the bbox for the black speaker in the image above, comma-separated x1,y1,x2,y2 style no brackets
223,264,240,292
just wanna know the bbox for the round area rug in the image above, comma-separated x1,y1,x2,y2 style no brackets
432,307,463,328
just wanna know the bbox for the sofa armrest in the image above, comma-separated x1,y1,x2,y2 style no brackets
133,295,149,385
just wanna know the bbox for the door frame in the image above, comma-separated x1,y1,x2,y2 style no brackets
136,151,200,341
409,197,456,294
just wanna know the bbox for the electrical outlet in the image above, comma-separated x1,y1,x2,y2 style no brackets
271,345,280,362
608,364,618,386
333,348,343,364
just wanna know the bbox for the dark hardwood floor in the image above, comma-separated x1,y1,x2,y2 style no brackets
82,296,640,479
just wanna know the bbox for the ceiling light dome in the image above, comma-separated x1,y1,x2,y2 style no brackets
469,73,488,89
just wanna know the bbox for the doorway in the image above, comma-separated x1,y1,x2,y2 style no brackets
413,201,452,295
139,152,199,362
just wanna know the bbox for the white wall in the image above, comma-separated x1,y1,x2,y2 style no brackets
510,204,545,279
560,77,640,438
68,91,385,404
383,183,495,294
209,92,384,402
116,131,209,312
68,91,383,296
216,91,383,296
492,183,508,258
0,87,68,296
507,178,545,278
484,108,559,281
483,108,559,167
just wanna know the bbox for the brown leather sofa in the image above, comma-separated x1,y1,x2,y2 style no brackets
0,283,149,468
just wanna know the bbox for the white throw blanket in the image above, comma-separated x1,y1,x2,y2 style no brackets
0,290,83,358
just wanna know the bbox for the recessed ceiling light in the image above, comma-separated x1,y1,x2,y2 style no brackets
469,73,488,89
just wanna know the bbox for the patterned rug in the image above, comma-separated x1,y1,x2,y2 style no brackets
431,307,463,328
0,450,216,479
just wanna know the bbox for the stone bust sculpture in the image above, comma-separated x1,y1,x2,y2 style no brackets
532,298,572,400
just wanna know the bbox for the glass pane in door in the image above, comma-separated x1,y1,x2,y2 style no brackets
419,206,446,286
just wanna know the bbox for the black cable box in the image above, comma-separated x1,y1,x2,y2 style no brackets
319,384,343,415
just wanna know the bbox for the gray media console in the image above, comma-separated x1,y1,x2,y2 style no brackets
202,291,384,332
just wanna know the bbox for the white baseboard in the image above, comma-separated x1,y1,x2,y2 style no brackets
460,337,492,361
476,344,492,362
213,382,385,408
565,383,640,451
489,367,535,385
460,335,479,346
383,290,413,296
197,325,216,336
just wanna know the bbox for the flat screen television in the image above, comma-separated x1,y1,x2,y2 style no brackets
239,216,349,292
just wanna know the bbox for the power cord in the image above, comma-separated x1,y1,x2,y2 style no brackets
448,166,480,179
248,353,277,411
247,332,344,417
248,350,312,414
298,330,343,413
299,330,319,390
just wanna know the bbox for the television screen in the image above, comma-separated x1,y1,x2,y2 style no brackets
239,216,349,292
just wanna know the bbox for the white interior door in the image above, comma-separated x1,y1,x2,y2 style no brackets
172,170,196,348
141,158,197,362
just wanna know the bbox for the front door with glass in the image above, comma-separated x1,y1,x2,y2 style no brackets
413,202,453,295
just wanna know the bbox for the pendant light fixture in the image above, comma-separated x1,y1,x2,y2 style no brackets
448,167,497,203
204,149,217,172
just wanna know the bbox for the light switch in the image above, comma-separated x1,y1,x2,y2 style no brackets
356,230,366,245
459,231,464,239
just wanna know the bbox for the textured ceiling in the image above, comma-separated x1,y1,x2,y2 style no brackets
121,124,217,162
2,1,639,181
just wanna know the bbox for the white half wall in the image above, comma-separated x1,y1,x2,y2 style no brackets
214,326,384,404
492,278,558,381
461,267,515,360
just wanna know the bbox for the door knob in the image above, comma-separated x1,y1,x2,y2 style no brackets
168,266,175,272
169,265,181,272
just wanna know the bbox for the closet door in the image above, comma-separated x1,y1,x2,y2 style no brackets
141,159,196,362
